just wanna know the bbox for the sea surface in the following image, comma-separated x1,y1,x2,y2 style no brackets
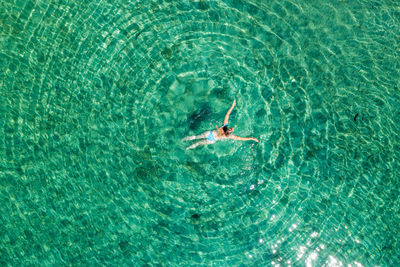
1,0,399,266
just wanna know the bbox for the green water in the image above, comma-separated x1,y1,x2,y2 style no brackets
1,0,400,266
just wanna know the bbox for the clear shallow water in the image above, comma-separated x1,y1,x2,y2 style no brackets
1,0,400,265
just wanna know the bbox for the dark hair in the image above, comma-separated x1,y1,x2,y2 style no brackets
222,126,233,136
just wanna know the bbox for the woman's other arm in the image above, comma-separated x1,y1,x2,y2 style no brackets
230,135,259,142
223,99,236,125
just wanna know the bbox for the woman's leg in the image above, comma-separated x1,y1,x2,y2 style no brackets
186,140,214,150
181,131,209,141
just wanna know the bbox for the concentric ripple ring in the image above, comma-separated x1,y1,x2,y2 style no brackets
1,0,399,266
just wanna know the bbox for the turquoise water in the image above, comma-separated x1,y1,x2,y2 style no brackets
1,0,400,265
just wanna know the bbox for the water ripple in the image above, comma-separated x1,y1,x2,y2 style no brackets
1,0,400,266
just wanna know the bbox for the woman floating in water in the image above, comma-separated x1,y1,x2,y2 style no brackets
182,99,259,150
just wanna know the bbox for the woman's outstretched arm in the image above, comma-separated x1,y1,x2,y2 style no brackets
224,99,236,125
230,135,259,142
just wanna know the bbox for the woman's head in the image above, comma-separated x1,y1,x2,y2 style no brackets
222,125,234,136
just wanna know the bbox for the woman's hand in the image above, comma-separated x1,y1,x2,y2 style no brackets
253,138,259,142
232,99,236,107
